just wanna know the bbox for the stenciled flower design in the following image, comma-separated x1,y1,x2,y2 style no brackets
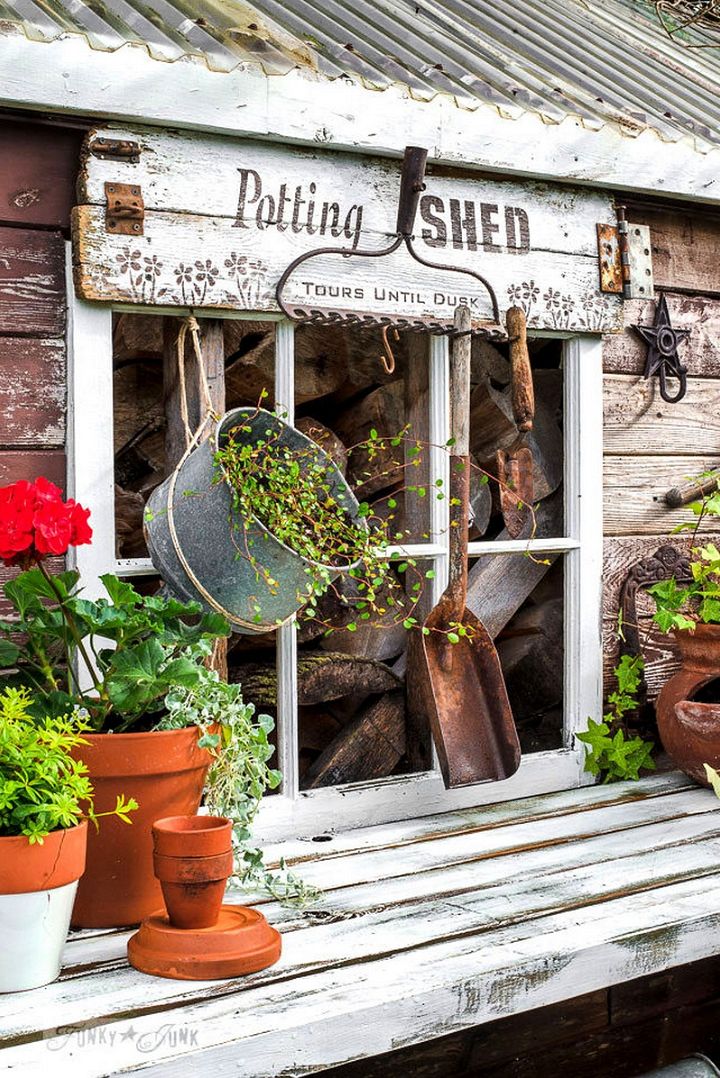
224,252,248,278
143,255,162,281
194,259,219,287
543,287,561,311
522,280,540,304
116,248,142,276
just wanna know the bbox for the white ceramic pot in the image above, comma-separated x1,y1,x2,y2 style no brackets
0,822,87,992
0,882,79,992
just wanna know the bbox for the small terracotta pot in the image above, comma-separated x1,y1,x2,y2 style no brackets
656,623,720,786
152,815,233,929
71,729,215,928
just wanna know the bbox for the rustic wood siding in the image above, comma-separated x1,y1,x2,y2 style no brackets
0,122,83,230
0,121,77,612
602,206,720,697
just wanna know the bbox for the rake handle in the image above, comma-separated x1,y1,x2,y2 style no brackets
396,146,429,237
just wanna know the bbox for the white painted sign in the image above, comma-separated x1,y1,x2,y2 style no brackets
73,126,621,333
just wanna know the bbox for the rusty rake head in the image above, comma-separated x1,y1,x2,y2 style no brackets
275,146,507,342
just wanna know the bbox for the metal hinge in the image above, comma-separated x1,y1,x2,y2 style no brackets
105,182,144,236
597,210,653,299
90,137,141,162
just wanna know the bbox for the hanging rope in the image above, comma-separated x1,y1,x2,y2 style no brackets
163,316,251,626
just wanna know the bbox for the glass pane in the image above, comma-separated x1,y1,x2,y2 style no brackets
468,337,564,543
468,553,565,753
292,323,433,545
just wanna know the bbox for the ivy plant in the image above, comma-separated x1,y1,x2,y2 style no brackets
649,474,720,632
576,655,655,782
0,686,137,843
154,661,318,906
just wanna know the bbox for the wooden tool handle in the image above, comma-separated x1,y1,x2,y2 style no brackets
665,475,719,508
451,305,472,457
506,306,534,433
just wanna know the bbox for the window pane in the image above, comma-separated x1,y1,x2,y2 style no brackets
468,337,564,543
113,314,277,560
292,323,433,545
468,553,565,753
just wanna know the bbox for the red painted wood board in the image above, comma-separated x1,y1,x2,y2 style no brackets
0,226,65,336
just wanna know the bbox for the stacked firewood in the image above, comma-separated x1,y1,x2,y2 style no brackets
113,315,565,786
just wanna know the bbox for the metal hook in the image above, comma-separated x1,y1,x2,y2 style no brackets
380,325,399,374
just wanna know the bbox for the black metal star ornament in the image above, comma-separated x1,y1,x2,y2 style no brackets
631,293,690,403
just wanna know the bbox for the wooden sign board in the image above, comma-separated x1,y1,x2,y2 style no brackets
73,126,621,333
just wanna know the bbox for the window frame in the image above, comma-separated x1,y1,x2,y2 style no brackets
65,245,603,843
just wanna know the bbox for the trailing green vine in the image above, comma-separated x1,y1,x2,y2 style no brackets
576,655,655,782
154,660,318,907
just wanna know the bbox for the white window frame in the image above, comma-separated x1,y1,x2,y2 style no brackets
65,245,603,843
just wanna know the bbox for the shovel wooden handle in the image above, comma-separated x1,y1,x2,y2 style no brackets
507,306,534,433
451,305,472,457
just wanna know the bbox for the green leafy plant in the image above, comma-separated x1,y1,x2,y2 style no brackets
0,570,229,731
576,655,655,782
213,406,534,643
155,663,317,906
0,686,137,843
649,474,720,632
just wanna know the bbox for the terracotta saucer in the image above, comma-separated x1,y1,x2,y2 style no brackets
127,905,282,980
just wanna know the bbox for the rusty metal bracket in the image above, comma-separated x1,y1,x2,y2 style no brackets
90,137,140,162
105,182,144,236
597,223,622,294
598,210,653,299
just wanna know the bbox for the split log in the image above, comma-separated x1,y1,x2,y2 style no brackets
318,594,408,662
468,463,492,540
231,651,403,710
471,337,511,388
224,320,347,405
497,597,564,721
333,381,406,499
302,690,406,788
298,706,344,753
465,488,563,638
472,387,562,502
296,417,348,475
115,485,146,559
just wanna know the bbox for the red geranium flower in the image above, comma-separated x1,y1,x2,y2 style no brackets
0,478,93,566
33,499,74,556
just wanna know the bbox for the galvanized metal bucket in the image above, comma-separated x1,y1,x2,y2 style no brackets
638,1056,720,1077
144,407,364,634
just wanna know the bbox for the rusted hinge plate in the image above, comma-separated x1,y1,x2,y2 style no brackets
90,137,140,162
597,223,622,294
597,222,653,299
105,182,144,236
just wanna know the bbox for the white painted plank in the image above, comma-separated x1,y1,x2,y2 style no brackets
259,772,693,868
2,33,719,208
73,203,619,332
79,126,615,257
58,800,720,973
7,873,720,1075
9,827,720,1045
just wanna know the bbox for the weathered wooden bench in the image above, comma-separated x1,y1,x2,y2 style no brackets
2,772,720,1076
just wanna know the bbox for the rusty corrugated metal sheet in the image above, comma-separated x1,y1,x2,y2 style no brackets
0,0,719,148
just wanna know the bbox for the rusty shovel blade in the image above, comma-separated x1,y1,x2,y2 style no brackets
421,600,521,787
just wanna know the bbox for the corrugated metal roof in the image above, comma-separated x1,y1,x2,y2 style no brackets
1,0,719,150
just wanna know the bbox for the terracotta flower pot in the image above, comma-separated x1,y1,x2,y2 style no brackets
0,821,88,991
71,728,215,928
152,816,234,929
656,623,720,786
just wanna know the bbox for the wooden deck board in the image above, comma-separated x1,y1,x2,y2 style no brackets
2,775,719,1076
